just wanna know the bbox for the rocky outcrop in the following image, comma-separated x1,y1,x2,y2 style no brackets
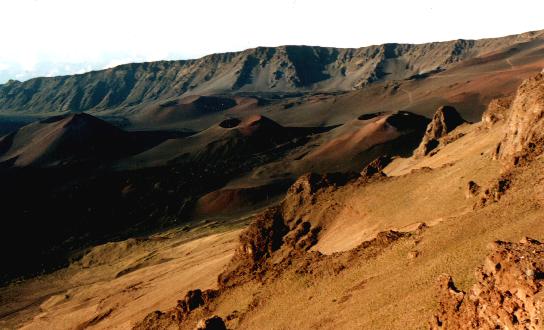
134,169,419,329
173,289,219,321
217,173,347,289
482,95,514,128
195,315,227,330
473,74,544,208
474,176,511,208
498,73,544,165
283,172,355,211
134,172,348,328
133,289,219,329
359,155,391,178
431,238,544,329
465,180,481,199
414,106,467,157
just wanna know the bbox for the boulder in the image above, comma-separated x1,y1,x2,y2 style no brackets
195,315,227,330
360,155,392,178
174,289,218,321
465,180,480,199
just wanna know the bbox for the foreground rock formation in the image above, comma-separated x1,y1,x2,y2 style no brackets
196,315,227,330
498,73,544,165
431,238,544,329
434,73,544,329
414,105,466,157
134,164,396,329
476,73,544,207
482,95,513,128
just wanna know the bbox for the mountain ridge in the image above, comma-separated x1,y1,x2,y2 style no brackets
1,30,543,114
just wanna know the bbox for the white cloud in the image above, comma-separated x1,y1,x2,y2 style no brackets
15,72,28,80
19,55,37,72
104,58,139,69
45,69,59,77
75,65,93,74
0,0,543,83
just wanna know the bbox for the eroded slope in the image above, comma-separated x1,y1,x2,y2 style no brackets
134,73,544,329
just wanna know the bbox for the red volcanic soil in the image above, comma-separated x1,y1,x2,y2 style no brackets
294,111,429,173
305,116,401,162
0,113,180,168
0,113,132,167
120,114,314,169
194,180,290,216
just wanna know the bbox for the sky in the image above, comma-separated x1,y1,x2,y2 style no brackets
1,0,543,84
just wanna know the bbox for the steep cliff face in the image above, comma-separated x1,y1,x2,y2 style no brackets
1,30,542,114
498,73,544,165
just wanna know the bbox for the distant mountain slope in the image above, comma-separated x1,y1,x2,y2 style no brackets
0,113,179,167
0,113,130,167
0,30,543,114
120,114,312,169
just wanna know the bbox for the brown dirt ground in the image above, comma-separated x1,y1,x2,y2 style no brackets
0,220,248,330
173,120,544,329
